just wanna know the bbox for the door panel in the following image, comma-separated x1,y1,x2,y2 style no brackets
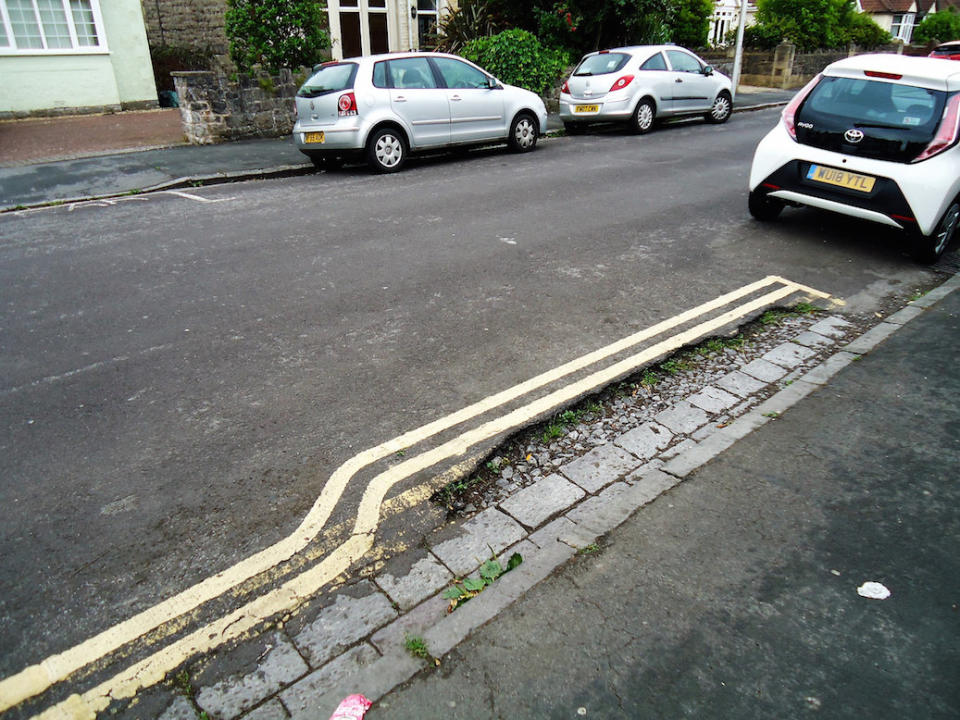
387,57,450,147
666,50,714,113
431,57,505,143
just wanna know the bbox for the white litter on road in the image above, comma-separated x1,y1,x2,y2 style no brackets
857,582,891,600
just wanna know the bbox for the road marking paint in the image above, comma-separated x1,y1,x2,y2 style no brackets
1,276,828,714
163,190,236,203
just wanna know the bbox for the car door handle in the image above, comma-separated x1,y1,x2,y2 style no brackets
395,95,407,102
450,94,462,101
675,78,683,83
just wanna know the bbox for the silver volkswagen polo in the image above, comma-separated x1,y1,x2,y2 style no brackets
293,52,549,172
559,45,733,134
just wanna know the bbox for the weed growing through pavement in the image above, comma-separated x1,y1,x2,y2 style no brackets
173,669,194,700
442,551,523,612
404,635,431,660
576,543,600,555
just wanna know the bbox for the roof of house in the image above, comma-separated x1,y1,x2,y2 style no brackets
859,0,958,11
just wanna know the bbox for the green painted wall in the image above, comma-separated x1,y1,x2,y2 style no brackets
0,0,157,114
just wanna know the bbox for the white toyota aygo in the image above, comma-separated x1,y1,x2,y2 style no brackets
748,54,960,262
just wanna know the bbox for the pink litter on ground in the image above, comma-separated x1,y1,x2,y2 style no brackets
329,694,373,720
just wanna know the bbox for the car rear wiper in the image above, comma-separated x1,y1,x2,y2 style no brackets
298,87,333,98
574,72,594,76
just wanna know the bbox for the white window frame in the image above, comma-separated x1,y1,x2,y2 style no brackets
890,12,916,42
0,0,108,55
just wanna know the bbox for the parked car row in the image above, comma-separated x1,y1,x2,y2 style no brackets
292,45,731,174
293,48,960,263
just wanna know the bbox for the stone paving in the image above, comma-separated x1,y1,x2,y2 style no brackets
142,295,958,720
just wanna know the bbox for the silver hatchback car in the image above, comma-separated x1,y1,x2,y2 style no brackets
293,52,549,172
559,45,733,134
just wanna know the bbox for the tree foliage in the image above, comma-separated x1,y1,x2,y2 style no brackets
669,0,714,48
914,9,960,44
461,28,569,95
225,0,330,73
744,0,888,50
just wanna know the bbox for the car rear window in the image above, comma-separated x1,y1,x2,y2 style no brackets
297,63,358,98
796,76,947,162
932,45,960,57
574,52,630,76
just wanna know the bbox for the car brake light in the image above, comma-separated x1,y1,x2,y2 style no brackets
338,92,357,116
561,80,570,94
864,70,902,80
609,75,635,92
913,93,960,162
782,74,822,141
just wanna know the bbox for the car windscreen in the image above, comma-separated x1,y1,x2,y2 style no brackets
932,45,960,57
297,63,358,98
574,53,630,76
796,76,947,162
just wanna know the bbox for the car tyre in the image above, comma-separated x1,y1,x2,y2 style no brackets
912,198,959,264
563,121,586,135
631,98,656,135
748,188,784,221
705,91,732,124
367,127,407,173
508,113,538,152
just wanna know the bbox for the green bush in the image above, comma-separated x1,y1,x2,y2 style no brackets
733,22,784,49
225,0,330,73
914,9,960,44
462,28,569,96
843,12,890,49
668,0,714,48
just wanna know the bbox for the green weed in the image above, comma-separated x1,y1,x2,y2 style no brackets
443,551,523,612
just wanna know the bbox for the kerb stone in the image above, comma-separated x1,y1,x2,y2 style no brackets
499,473,585,529
375,553,452,612
430,508,526,576
715,370,767,398
740,358,788,383
281,644,380,720
687,386,739,414
560,443,640,493
761,342,816,369
654,401,711,435
614,421,672,460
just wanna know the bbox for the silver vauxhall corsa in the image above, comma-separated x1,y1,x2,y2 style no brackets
293,52,549,172
559,45,733,134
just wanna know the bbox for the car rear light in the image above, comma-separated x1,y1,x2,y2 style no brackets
913,93,960,162
561,80,570,94
609,74,635,92
782,74,822,141
338,92,357,116
864,70,902,80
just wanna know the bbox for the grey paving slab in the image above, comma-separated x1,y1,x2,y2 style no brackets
659,438,697,460
843,322,900,355
761,342,817,369
423,540,574,658
687,386,740,414
430,508,526,577
791,330,834,349
369,593,449,656
614,421,673,460
528,516,599,551
740,357,788,383
196,634,307,720
291,586,396,667
560,443,641,493
910,282,958,306
753,379,819,418
499,473,585,529
624,458,665,483
654,400,711,434
801,350,858,385
808,315,853,338
157,696,196,720
662,429,740,478
241,699,289,720
280,643,380,720
715,369,768,398
565,480,652,535
374,553,452,612
885,305,925,325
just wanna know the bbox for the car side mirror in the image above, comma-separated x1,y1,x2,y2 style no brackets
487,76,502,89
702,65,714,76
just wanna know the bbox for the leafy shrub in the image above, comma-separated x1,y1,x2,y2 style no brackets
843,13,890,49
461,28,570,96
914,9,960,44
436,0,502,52
225,0,330,73
732,22,785,49
668,0,715,48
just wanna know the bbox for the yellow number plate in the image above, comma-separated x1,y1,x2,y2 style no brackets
304,131,325,144
575,104,599,113
806,164,876,193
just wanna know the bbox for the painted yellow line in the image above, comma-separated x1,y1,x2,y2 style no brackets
27,279,829,719
1,276,827,714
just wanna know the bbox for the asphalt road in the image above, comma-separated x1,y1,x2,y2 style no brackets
0,108,950,680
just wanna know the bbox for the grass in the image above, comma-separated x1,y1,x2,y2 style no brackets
173,669,194,700
404,635,431,660
576,543,600,555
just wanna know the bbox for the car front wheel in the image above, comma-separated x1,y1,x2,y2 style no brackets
631,99,655,134
705,91,732,124
508,113,538,152
367,127,407,173
748,188,784,221
912,199,959,263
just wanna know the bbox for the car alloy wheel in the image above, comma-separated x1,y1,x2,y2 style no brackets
706,91,732,124
632,99,655,134
914,200,960,263
509,113,538,152
367,128,407,173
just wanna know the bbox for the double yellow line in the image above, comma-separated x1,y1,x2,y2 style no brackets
1,276,828,718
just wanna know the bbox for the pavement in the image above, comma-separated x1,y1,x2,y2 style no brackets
0,87,794,212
